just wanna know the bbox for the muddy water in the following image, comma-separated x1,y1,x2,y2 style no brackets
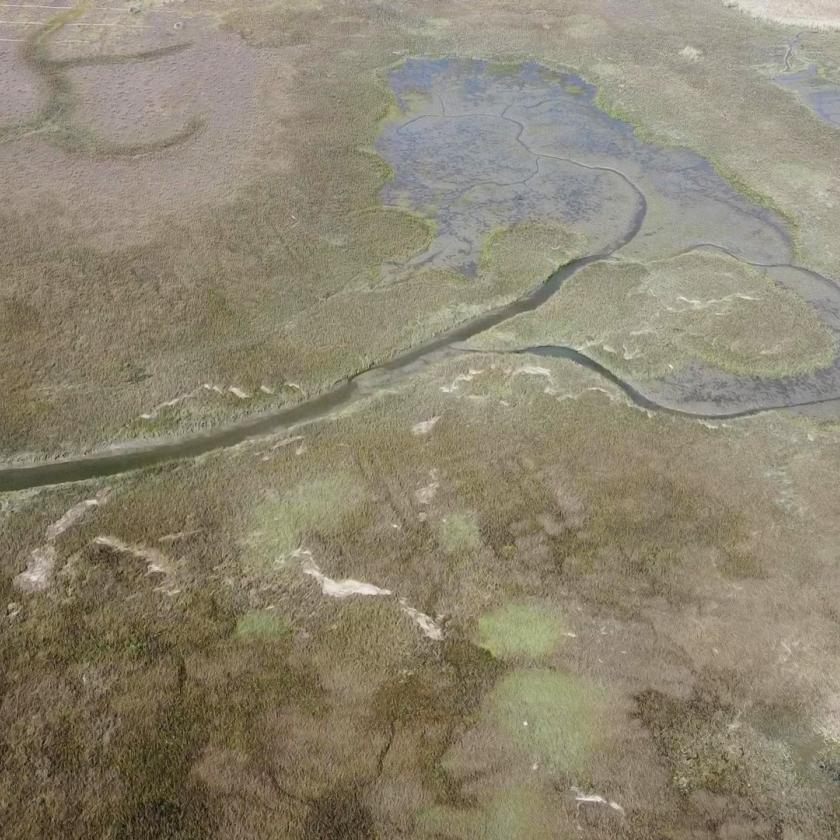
1,58,838,491
776,65,840,128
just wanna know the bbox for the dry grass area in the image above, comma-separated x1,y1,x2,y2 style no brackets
3,353,840,838
1,0,839,459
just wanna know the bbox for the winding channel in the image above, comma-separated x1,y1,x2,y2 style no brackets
2,197,839,492
3,57,840,491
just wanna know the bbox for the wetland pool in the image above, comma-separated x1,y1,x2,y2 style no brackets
776,64,840,128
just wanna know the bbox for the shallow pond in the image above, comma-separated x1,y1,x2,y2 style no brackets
377,58,792,275
776,65,840,128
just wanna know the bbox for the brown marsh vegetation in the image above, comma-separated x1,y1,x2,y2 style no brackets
3,1,840,838
3,354,840,837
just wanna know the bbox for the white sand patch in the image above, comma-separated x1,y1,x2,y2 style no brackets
667,292,759,312
441,368,484,393
13,545,57,594
93,536,173,577
141,388,202,420
513,365,553,378
303,562,392,598
399,599,444,640
142,383,234,420
15,492,109,594
140,381,262,420
680,45,702,61
262,435,307,461
288,547,312,566
158,529,201,544
412,416,441,435
271,435,305,451
573,787,625,815
299,552,445,640
415,470,440,505
46,492,108,540
545,385,615,403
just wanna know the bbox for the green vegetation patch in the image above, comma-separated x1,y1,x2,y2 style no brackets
419,785,557,840
489,668,604,774
475,602,567,661
471,251,836,379
437,512,482,555
245,473,367,569
234,609,289,642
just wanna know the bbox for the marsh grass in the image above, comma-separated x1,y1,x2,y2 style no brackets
3,353,840,837
636,687,797,805
471,251,836,380
5,0,835,458
3,5,203,157
478,222,587,298
419,784,562,840
4,0,839,462
0,30,463,457
3,2,840,836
